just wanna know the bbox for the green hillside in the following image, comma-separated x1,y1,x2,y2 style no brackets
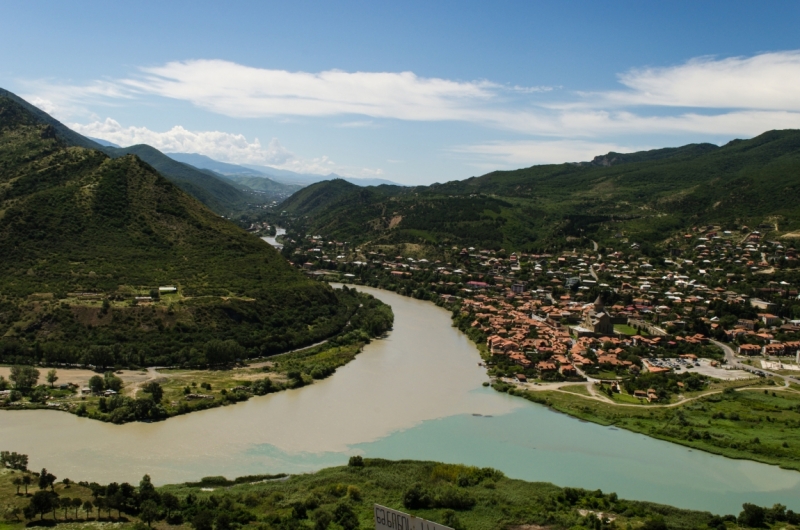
0,89,269,216
0,96,349,367
226,174,302,196
100,144,262,215
278,131,800,250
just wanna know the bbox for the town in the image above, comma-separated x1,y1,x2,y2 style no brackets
278,224,800,404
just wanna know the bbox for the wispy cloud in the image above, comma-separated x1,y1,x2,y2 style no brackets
23,51,800,139
18,51,800,176
70,118,381,177
450,139,647,169
121,60,498,121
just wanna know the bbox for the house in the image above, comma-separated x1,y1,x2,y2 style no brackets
738,344,761,356
633,390,647,399
559,364,577,376
515,374,528,383
537,361,557,372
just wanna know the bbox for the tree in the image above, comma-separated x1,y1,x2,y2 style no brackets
108,491,125,519
72,497,82,519
61,497,72,520
333,501,359,530
89,375,105,393
139,499,158,526
139,474,157,501
313,509,333,530
46,369,58,388
9,365,39,392
27,490,56,520
0,451,29,470
38,468,56,492
739,503,766,527
82,500,94,520
161,492,179,518
22,474,31,495
104,372,123,392
192,509,215,530
13,476,22,495
142,382,163,404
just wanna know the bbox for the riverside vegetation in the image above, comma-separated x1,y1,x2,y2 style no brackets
0,286,393,424
1,455,795,530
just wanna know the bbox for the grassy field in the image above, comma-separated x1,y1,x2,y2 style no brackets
1,459,779,530
559,384,591,397
614,324,646,336
504,379,800,471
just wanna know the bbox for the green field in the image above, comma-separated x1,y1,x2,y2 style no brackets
503,381,800,471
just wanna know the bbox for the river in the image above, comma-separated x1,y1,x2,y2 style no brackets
2,288,800,514
261,227,286,249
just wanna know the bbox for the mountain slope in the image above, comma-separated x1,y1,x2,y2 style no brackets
0,89,269,215
278,131,800,250
100,144,257,214
0,95,349,366
225,175,302,195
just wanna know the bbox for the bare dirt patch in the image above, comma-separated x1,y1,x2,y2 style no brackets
0,366,153,387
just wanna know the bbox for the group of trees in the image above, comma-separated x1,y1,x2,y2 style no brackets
0,283,381,370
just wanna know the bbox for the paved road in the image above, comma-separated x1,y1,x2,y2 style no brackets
711,339,800,386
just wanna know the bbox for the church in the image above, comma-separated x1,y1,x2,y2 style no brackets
584,296,614,336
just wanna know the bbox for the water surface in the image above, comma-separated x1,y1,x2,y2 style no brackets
2,286,799,514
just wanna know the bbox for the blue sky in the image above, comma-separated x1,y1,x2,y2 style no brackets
3,1,800,184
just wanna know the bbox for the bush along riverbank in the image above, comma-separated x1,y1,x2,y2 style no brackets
1,456,794,530
0,287,393,424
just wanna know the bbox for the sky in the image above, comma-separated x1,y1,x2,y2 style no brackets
2,1,800,185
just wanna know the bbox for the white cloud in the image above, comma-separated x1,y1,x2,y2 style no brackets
22,51,800,141
121,60,498,121
451,139,645,169
70,118,381,176
608,51,800,110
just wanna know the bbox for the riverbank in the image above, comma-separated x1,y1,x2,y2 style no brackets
499,379,800,472
330,279,800,472
0,458,777,530
0,289,393,424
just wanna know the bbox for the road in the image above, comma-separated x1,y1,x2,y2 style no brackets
711,339,800,386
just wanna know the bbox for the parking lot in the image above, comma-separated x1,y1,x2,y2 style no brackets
648,357,754,381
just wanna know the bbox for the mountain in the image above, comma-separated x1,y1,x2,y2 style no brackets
225,175,303,196
0,90,272,215
277,131,800,250
87,136,121,148
239,163,402,187
99,144,261,214
0,94,350,366
166,152,266,177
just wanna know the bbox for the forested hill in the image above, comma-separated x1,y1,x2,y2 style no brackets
0,95,348,366
0,88,270,215
278,130,800,250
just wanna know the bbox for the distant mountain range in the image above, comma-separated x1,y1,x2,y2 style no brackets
0,88,292,215
278,130,800,251
166,152,403,188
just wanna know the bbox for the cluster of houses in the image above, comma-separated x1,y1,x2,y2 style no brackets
284,225,800,379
